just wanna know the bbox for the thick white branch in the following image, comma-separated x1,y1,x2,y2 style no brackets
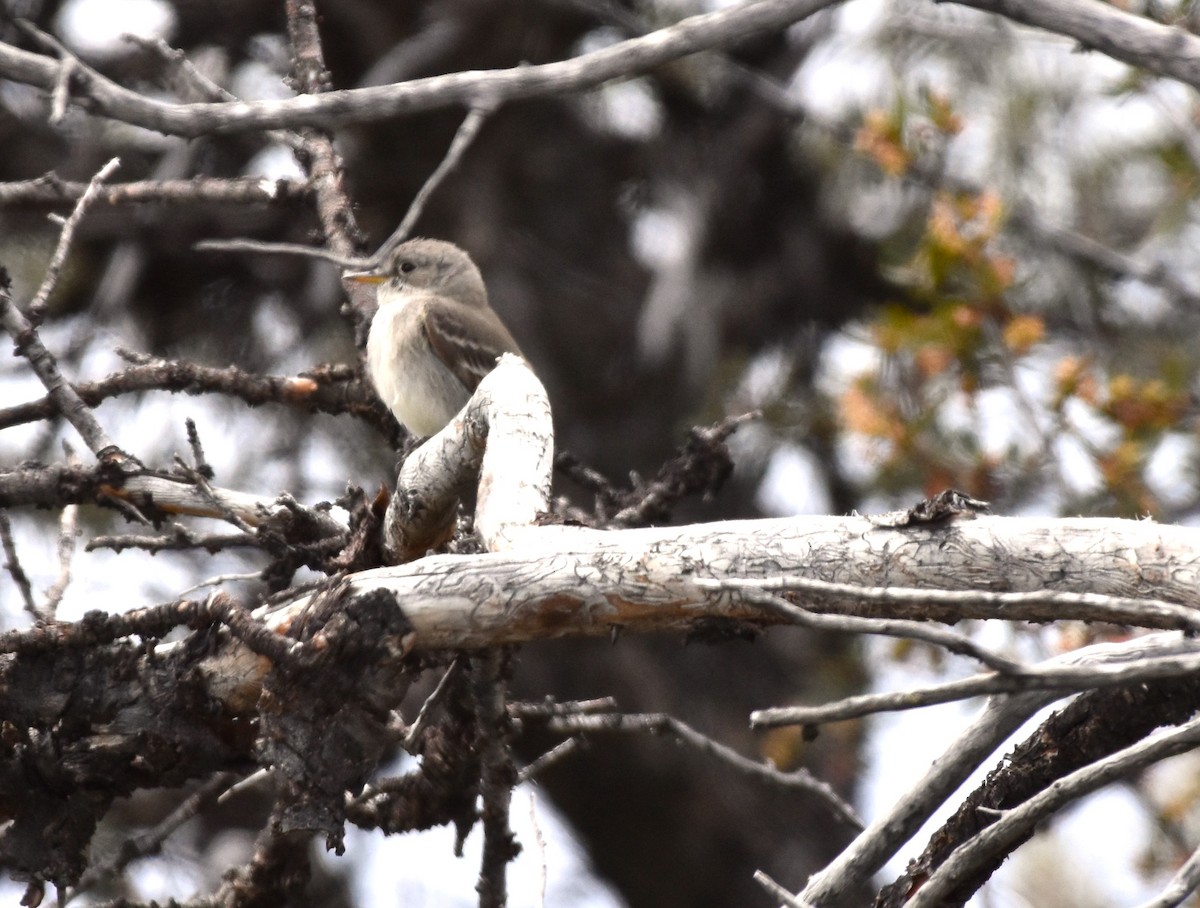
381,355,553,561
268,514,1200,649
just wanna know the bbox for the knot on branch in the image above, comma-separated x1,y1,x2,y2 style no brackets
257,587,414,850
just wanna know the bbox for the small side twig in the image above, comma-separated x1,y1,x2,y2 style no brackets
753,870,810,908
752,642,1200,729
196,102,495,271
707,575,1200,635
183,417,213,479
518,738,583,783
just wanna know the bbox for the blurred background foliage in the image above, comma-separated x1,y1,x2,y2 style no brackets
3,0,1200,905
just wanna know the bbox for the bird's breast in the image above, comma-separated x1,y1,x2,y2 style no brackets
366,298,471,436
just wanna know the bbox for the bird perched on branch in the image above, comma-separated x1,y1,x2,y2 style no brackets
346,238,523,437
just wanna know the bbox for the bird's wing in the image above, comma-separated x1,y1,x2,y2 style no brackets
423,299,522,392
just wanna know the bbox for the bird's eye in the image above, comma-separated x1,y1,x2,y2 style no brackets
399,261,416,274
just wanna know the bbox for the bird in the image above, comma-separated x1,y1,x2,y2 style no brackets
345,238,523,437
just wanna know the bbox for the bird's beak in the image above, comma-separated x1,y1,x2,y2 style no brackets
343,270,386,285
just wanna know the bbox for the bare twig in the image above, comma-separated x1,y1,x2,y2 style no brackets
710,575,1200,635
283,0,365,260
0,288,127,465
798,632,1200,906
0,0,844,137
526,792,548,908
124,34,306,153
178,571,263,596
1131,839,1200,908
545,711,863,830
875,672,1200,908
704,584,1025,673
217,768,274,805
86,526,260,554
0,511,38,617
509,697,619,719
182,418,212,479
197,89,492,278
28,156,121,316
797,685,1062,907
48,55,74,125
752,640,1200,728
376,103,495,262
0,157,134,463
193,237,366,267
72,772,238,895
14,19,80,128
951,0,1200,90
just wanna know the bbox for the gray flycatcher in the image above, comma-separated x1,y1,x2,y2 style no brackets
346,238,523,436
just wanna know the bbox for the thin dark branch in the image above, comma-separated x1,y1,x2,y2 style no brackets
509,697,619,719
402,657,465,751
0,356,383,433
473,650,518,908
1,285,127,464
752,644,1200,728
282,0,369,329
873,672,1200,908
